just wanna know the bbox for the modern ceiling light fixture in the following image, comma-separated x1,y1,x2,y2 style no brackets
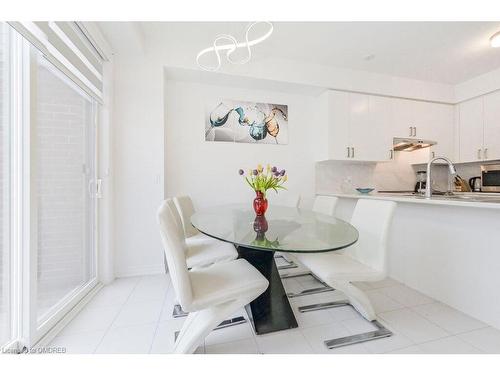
196,21,274,72
490,31,500,48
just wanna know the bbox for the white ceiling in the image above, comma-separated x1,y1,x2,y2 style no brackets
99,22,500,85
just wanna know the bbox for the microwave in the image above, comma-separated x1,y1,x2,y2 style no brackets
481,164,500,192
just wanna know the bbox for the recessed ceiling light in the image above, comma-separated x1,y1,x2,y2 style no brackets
490,31,500,48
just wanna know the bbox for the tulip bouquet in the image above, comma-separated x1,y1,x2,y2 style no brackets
238,164,288,197
238,164,288,216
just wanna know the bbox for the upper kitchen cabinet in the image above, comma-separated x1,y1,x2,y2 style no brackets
318,90,454,163
322,91,393,162
458,97,484,163
392,98,454,160
483,91,500,161
324,90,351,160
417,102,454,159
391,98,417,138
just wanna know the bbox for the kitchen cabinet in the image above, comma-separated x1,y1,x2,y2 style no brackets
324,91,393,162
363,95,393,161
391,98,417,138
420,102,454,160
319,90,454,163
326,90,351,160
483,91,500,161
392,98,454,161
458,97,484,163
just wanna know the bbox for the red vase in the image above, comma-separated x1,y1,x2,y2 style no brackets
253,191,268,216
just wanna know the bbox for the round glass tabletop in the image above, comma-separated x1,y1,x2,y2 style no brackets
190,204,359,253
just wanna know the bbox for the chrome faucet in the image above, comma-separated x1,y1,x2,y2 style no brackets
425,156,457,198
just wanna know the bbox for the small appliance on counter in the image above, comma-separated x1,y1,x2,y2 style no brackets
414,171,427,194
481,164,500,192
469,176,482,192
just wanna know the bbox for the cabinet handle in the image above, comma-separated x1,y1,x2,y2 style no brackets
347,147,350,158
432,151,435,159
413,127,417,137
351,147,355,158
390,150,394,160
478,149,482,159
484,148,488,160
409,126,413,137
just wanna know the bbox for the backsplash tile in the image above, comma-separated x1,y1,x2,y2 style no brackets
316,153,491,195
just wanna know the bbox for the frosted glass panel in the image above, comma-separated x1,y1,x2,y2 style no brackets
35,57,95,321
0,22,10,347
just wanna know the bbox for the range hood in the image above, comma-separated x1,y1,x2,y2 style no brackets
393,137,437,152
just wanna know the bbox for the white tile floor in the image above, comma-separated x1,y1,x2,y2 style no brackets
50,271,500,354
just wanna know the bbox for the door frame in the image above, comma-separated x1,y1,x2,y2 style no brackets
19,40,100,347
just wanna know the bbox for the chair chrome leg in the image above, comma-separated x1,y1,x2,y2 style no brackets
287,286,335,298
298,299,350,312
324,320,392,349
275,254,298,270
298,299,392,349
172,304,188,318
174,316,247,341
282,272,335,298
280,271,312,279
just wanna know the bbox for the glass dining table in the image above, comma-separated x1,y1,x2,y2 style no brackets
191,204,359,335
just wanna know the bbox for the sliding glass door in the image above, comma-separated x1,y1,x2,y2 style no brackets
0,22,101,350
0,22,11,348
30,52,98,339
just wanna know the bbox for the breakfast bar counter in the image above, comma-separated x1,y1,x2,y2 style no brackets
319,192,500,331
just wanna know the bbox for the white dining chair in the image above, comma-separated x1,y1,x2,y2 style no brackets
174,195,219,246
158,199,268,354
282,195,339,298
295,199,397,349
312,195,339,216
167,196,238,319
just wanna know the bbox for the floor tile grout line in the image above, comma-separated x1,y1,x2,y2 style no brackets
409,331,486,353
408,302,488,335
149,273,174,354
92,276,142,354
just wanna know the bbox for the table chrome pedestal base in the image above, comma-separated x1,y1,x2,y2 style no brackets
299,300,392,349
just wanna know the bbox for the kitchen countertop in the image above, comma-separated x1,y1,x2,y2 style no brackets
321,191,500,209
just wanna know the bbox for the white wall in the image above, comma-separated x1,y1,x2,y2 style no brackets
164,79,317,211
112,55,165,277
455,66,500,102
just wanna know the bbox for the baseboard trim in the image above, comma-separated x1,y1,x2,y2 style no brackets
115,263,165,278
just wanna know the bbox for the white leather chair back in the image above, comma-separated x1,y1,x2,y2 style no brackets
158,199,193,309
174,196,199,238
168,198,186,239
345,199,396,275
312,195,339,216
